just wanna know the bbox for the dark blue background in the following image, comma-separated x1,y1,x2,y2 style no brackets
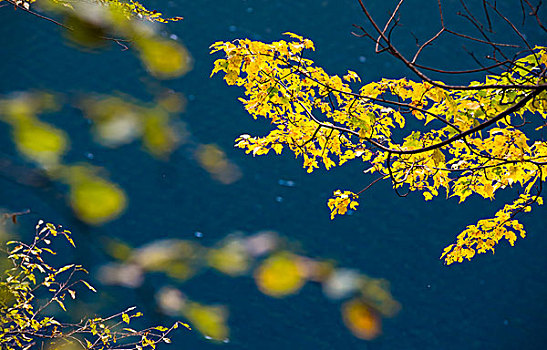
1,1,546,349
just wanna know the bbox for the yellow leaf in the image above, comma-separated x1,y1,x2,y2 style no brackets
431,149,445,166
272,143,283,155
254,253,305,297
54,298,66,312
67,167,127,226
82,280,97,292
68,289,76,299
282,32,304,41
343,70,361,82
56,264,75,275
461,100,480,110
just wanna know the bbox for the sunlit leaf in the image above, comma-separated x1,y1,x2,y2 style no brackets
65,166,127,225
254,252,305,297
342,299,381,340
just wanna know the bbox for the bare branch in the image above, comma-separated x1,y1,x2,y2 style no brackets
355,0,546,90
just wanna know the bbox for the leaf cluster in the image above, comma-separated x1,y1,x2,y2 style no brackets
101,230,400,341
2,0,183,23
210,33,546,264
0,220,186,350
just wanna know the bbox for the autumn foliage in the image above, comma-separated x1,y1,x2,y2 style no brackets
210,33,546,265
0,220,188,350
